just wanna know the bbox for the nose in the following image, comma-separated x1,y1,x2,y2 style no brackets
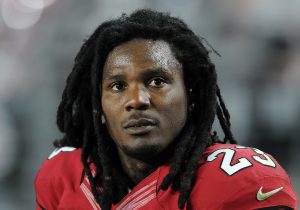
125,86,150,111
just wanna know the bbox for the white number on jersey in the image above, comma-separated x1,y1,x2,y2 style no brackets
48,146,76,159
206,146,276,176
252,148,276,167
207,148,252,175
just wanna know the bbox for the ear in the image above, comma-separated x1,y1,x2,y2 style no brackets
101,114,106,124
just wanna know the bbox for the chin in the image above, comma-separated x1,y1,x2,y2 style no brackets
121,144,163,161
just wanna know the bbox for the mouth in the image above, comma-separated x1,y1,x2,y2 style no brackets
123,118,158,135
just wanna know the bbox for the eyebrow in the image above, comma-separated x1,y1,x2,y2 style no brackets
141,67,173,79
103,73,126,81
103,67,172,81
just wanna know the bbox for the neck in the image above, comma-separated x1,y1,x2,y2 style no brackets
117,150,157,184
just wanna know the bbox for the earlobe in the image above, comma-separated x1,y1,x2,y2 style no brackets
101,115,106,124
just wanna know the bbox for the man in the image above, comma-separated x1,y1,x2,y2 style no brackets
34,9,298,210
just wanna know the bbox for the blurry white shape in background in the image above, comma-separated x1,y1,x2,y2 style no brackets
1,0,51,30
20,0,44,10
20,0,56,10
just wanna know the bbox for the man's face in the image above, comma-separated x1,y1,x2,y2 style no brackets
101,39,187,160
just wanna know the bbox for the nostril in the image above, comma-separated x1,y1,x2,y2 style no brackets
138,104,149,111
126,103,149,111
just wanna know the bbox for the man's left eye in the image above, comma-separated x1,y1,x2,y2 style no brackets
148,78,166,87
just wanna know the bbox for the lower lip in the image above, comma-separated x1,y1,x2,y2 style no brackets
124,125,156,135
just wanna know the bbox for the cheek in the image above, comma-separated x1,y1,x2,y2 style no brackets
101,95,122,136
159,88,188,127
100,111,124,149
101,96,110,120
101,94,123,118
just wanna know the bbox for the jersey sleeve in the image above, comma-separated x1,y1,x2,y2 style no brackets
190,144,298,210
223,174,297,209
34,147,79,210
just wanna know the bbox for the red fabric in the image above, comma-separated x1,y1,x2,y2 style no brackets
35,144,298,210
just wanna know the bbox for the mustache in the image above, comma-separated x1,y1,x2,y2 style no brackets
127,112,157,121
122,112,159,128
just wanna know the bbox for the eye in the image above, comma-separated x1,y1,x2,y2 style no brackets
148,78,166,88
110,81,127,91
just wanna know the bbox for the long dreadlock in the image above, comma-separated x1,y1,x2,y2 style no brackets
54,9,236,210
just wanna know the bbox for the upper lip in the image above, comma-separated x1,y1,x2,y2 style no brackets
123,115,158,129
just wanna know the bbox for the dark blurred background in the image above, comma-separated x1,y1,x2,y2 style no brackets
0,0,299,209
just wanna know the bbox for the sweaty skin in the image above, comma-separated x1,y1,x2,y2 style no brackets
101,39,188,184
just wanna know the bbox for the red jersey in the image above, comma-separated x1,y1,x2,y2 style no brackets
34,144,298,210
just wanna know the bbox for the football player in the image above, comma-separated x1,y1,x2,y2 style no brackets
35,9,298,210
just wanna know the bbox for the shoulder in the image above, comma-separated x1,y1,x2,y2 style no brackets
35,146,82,181
34,147,83,208
190,143,298,209
35,146,82,185
200,143,282,177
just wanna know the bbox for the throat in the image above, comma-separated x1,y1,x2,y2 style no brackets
122,158,157,185
117,144,175,185
117,149,164,185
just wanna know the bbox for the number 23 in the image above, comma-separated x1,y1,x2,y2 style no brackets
206,146,276,176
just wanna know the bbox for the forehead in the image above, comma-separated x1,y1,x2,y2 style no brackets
103,39,182,74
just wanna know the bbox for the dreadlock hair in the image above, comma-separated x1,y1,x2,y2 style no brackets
54,9,237,210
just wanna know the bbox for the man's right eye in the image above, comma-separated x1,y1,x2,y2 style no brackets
110,82,126,91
